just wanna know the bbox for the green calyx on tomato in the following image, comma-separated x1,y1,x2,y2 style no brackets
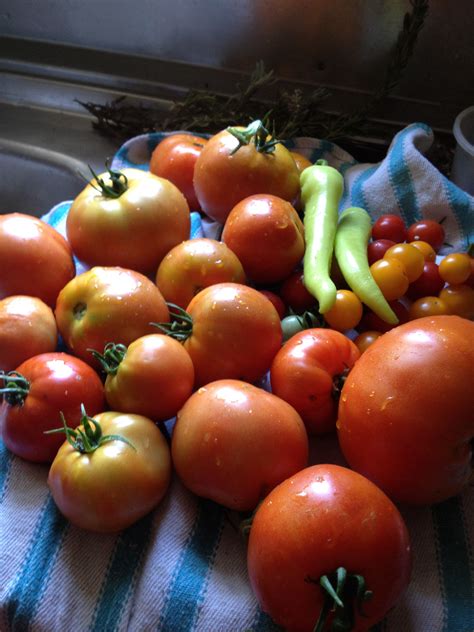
87,164,129,199
0,371,30,406
152,303,193,342
309,566,372,632
226,118,281,155
46,404,135,454
281,310,324,342
89,342,128,376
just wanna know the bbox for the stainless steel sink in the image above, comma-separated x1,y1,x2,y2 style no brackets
0,139,89,217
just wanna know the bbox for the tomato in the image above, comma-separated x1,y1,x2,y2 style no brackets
0,213,75,308
193,123,300,224
323,289,363,331
384,242,424,282
66,168,190,275
367,239,396,265
370,258,409,301
1,352,105,463
48,410,171,532
270,328,360,435
371,214,407,243
247,464,412,632
439,283,474,319
406,219,445,252
408,239,437,262
466,256,474,289
279,268,317,313
55,267,170,366
338,315,474,504
222,194,305,284
406,261,445,301
290,151,312,173
258,290,286,319
171,379,308,511
408,296,450,319
149,133,208,210
354,330,382,353
0,296,58,372
155,238,246,309
96,335,194,422
438,252,472,285
358,300,409,333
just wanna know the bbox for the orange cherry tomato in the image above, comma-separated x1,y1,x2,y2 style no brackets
409,240,437,262
439,284,474,319
370,258,410,301
354,330,382,353
438,253,472,285
408,296,450,319
384,242,425,283
323,289,363,331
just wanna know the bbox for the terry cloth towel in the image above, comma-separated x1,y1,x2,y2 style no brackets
1,123,473,632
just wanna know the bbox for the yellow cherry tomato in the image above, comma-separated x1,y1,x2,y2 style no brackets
384,242,425,282
323,290,363,331
370,258,410,301
439,284,474,319
409,240,437,262
438,253,472,285
354,330,382,354
408,296,450,320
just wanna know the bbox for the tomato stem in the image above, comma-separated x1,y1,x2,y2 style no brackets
151,303,193,342
87,162,129,199
89,342,128,375
226,117,282,154
0,371,30,406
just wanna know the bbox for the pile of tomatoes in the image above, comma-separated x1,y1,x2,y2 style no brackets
0,125,473,632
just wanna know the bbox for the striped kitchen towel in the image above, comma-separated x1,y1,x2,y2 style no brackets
1,124,473,632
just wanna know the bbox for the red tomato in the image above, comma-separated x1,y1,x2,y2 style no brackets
279,268,317,313
155,238,246,309
367,239,396,265
371,214,407,243
0,213,75,307
97,335,195,422
171,379,308,511
406,261,445,301
270,328,360,434
358,300,409,333
0,296,58,372
66,168,190,274
1,352,105,463
193,123,300,224
247,464,412,632
406,219,445,252
48,410,171,532
290,151,312,174
222,194,305,284
258,290,286,319
354,330,382,354
338,315,474,504
149,133,208,210
55,266,170,366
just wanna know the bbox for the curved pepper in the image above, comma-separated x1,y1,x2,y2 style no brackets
335,206,398,325
300,160,344,314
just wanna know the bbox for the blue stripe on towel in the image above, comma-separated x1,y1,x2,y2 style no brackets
388,128,420,227
0,440,13,503
442,180,474,251
350,164,378,211
253,608,284,631
6,495,68,630
157,499,224,632
432,497,473,632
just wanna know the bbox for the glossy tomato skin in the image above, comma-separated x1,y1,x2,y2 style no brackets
222,194,305,284
270,328,360,435
184,282,282,387
1,352,105,463
155,238,246,309
104,334,195,422
0,295,58,372
193,128,300,224
338,315,474,505
66,168,190,274
55,266,169,366
0,213,75,307
48,411,171,532
149,133,208,211
247,464,412,632
171,379,309,511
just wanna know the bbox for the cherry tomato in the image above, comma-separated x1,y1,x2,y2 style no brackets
466,256,474,289
405,261,445,301
149,133,208,210
358,300,409,333
408,240,437,262
0,213,75,308
55,267,170,366
193,123,300,223
270,328,360,435
258,290,286,319
66,168,190,275
438,252,472,285
408,296,450,319
367,239,396,265
222,194,305,284
0,296,58,373
323,289,363,331
48,410,171,532
279,268,317,313
354,330,382,354
96,335,194,422
338,315,474,504
247,464,412,632
439,284,474,319
155,238,246,309
384,242,425,282
171,379,308,511
370,258,410,301
290,151,312,173
1,352,105,463
406,219,445,252
371,214,407,243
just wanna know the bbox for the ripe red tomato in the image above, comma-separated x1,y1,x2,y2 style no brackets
247,464,412,632
406,219,445,252
96,335,195,422
358,300,409,333
371,214,407,243
367,239,396,265
48,410,171,532
338,315,474,504
279,268,317,313
0,213,75,307
1,352,105,463
406,261,445,301
0,296,58,372
270,328,360,434
171,379,308,511
155,238,246,309
149,133,208,210
193,122,300,223
66,168,190,274
55,266,170,366
258,290,286,319
222,194,305,284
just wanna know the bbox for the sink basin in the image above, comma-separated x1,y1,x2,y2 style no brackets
0,139,89,217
